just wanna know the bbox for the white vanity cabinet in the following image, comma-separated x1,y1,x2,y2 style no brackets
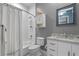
47,37,79,56
58,41,71,56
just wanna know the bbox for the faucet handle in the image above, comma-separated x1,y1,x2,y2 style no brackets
63,33,66,35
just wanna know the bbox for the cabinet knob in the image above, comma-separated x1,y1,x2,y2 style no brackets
73,53,75,56
68,51,70,56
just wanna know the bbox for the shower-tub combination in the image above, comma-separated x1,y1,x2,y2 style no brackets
0,3,38,56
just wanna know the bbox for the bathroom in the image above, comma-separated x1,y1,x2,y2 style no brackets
0,3,79,56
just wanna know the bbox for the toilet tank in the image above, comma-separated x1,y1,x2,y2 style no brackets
37,37,44,46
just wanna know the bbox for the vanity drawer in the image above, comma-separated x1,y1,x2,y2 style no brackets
47,42,57,49
47,45,57,51
47,48,57,56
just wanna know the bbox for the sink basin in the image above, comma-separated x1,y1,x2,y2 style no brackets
37,37,44,40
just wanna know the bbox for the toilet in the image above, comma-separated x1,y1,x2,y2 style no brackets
28,37,44,56
28,45,41,56
36,37,44,46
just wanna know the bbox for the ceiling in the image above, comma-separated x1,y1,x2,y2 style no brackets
20,3,35,8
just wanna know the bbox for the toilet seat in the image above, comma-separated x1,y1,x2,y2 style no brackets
28,45,41,56
28,45,40,50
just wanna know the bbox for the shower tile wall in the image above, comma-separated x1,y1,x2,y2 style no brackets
22,11,29,46
22,10,36,48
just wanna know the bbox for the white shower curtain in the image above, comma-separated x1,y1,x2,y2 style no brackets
0,4,22,56
7,5,21,56
0,4,2,56
0,3,35,56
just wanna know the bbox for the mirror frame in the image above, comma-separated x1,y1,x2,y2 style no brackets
56,3,76,26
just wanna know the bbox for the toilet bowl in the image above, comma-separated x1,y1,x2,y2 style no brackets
28,37,44,50
29,45,40,50
27,37,44,56
28,45,41,56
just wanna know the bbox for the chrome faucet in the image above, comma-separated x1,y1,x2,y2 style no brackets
63,33,68,38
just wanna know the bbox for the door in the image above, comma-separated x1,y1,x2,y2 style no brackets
6,5,21,56
58,41,71,56
0,4,8,56
1,5,16,56
0,4,2,56
0,4,9,56
0,4,22,56
72,43,79,56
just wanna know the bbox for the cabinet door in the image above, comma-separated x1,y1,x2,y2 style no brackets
72,43,79,56
58,41,71,56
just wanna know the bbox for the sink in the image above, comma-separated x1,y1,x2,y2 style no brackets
37,37,44,40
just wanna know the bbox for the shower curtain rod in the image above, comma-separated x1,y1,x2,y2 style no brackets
0,3,35,17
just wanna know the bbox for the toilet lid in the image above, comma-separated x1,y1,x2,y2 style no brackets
29,45,40,49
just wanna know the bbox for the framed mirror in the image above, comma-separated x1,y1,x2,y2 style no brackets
56,3,76,26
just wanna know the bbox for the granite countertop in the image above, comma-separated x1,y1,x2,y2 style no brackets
47,36,79,44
